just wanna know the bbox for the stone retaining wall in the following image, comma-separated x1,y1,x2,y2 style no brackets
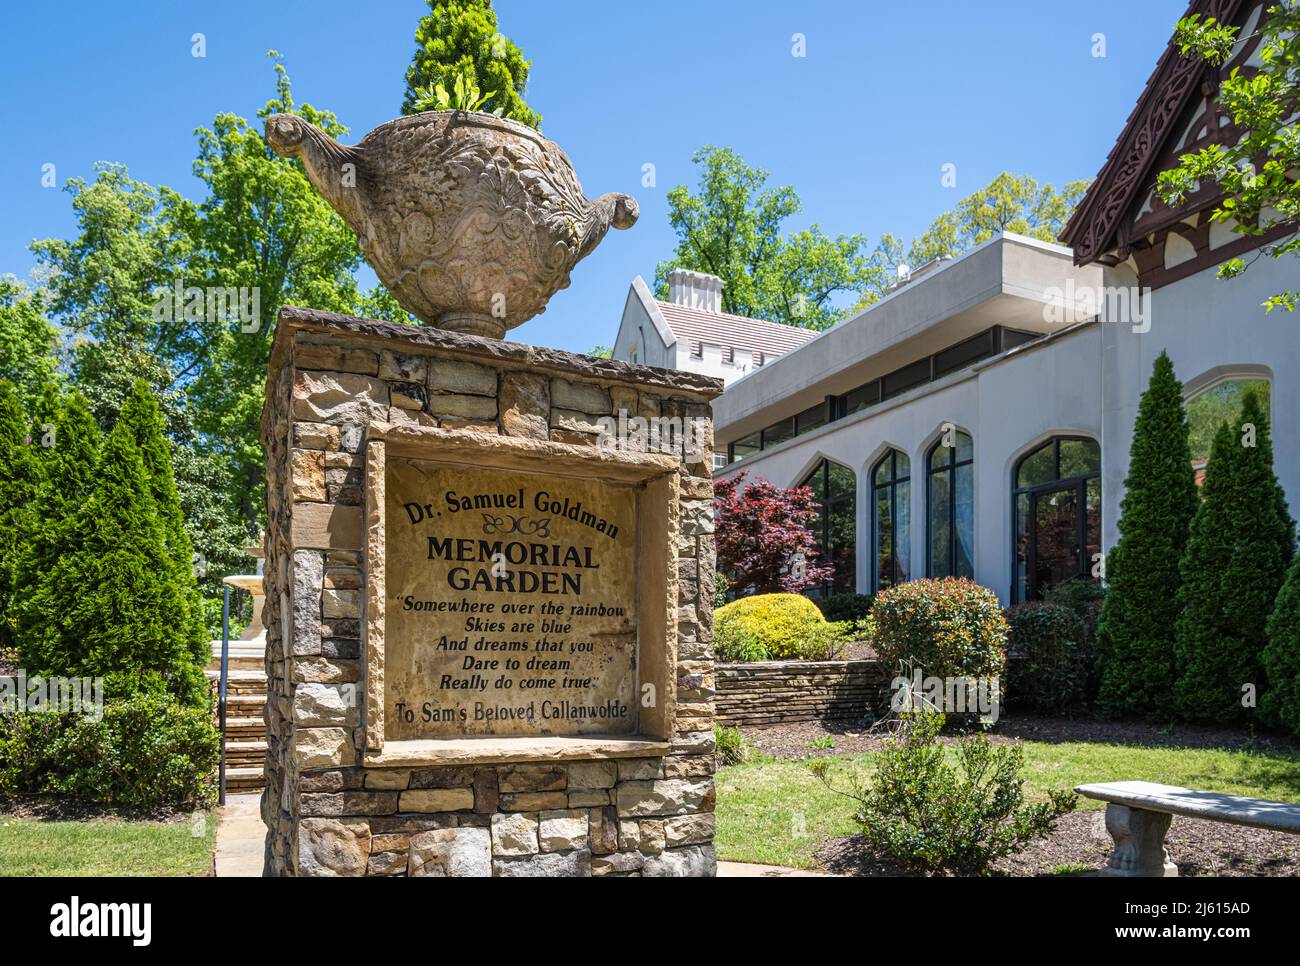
715,659,891,728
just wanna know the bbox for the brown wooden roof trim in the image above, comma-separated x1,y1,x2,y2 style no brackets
1061,0,1243,265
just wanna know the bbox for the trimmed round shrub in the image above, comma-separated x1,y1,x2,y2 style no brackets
715,593,836,662
871,578,1008,681
818,592,874,623
1005,602,1087,712
0,692,220,808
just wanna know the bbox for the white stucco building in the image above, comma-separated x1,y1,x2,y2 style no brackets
612,269,815,386
614,0,1297,607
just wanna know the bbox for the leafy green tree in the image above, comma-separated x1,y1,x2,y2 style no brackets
23,419,206,706
1096,352,1200,718
1263,552,1300,735
402,0,540,127
187,54,368,526
656,145,882,331
0,279,60,408
1174,391,1294,722
1158,5,1300,311
31,164,205,376
0,381,40,655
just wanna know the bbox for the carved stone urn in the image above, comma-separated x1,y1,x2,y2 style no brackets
265,111,639,339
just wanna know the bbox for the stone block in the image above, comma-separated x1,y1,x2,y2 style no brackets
616,779,714,818
550,378,611,414
491,812,540,856
292,727,356,770
427,392,498,421
399,789,475,813
297,818,370,877
538,810,589,852
499,371,549,439
409,827,491,877
428,359,497,396
293,683,358,727
292,369,389,425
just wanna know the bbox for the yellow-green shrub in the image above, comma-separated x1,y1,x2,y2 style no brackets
715,593,843,661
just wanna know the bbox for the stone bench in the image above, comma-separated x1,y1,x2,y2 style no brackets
1075,780,1300,877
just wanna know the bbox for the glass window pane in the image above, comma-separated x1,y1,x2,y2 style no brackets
796,403,827,435
762,417,795,449
801,462,825,500
1034,485,1080,593
874,458,890,487
929,442,950,472
731,433,760,462
954,462,974,578
933,330,994,378
1018,441,1056,488
843,382,880,416
1187,379,1270,465
829,496,856,592
875,488,893,591
1086,477,1101,573
828,461,855,498
954,431,973,464
882,358,931,398
1059,437,1100,478
929,471,951,577
895,451,910,480
896,480,911,582
1015,492,1030,602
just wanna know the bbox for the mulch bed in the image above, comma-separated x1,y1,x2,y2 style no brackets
0,794,201,824
817,811,1300,877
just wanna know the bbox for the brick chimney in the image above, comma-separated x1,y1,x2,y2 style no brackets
667,269,724,313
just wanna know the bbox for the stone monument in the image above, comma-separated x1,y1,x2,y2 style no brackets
259,109,722,876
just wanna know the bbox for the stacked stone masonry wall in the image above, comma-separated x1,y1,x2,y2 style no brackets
260,314,720,876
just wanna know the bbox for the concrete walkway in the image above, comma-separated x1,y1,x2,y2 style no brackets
214,793,264,877
213,792,831,877
717,861,835,877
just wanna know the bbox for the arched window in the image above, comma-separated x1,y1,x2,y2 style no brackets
871,449,910,592
1012,436,1101,603
927,431,974,579
1186,377,1271,483
799,460,856,597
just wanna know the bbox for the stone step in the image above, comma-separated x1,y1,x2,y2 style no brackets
207,669,268,696
223,694,268,713
225,741,268,767
224,766,266,792
205,655,266,674
223,716,267,739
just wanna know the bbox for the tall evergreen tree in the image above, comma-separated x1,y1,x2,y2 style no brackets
1096,352,1199,718
1173,391,1294,722
0,381,39,654
1263,552,1300,735
14,390,100,659
116,380,209,675
28,420,206,705
401,0,541,127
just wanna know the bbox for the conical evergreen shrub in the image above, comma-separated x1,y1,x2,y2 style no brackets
116,380,209,676
14,390,101,669
1263,553,1300,735
1095,352,1199,718
1173,391,1294,723
0,380,39,653
33,420,207,705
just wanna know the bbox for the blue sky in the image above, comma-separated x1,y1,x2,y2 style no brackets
0,0,1187,353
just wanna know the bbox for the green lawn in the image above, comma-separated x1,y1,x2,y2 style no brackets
0,811,215,876
716,742,1300,869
